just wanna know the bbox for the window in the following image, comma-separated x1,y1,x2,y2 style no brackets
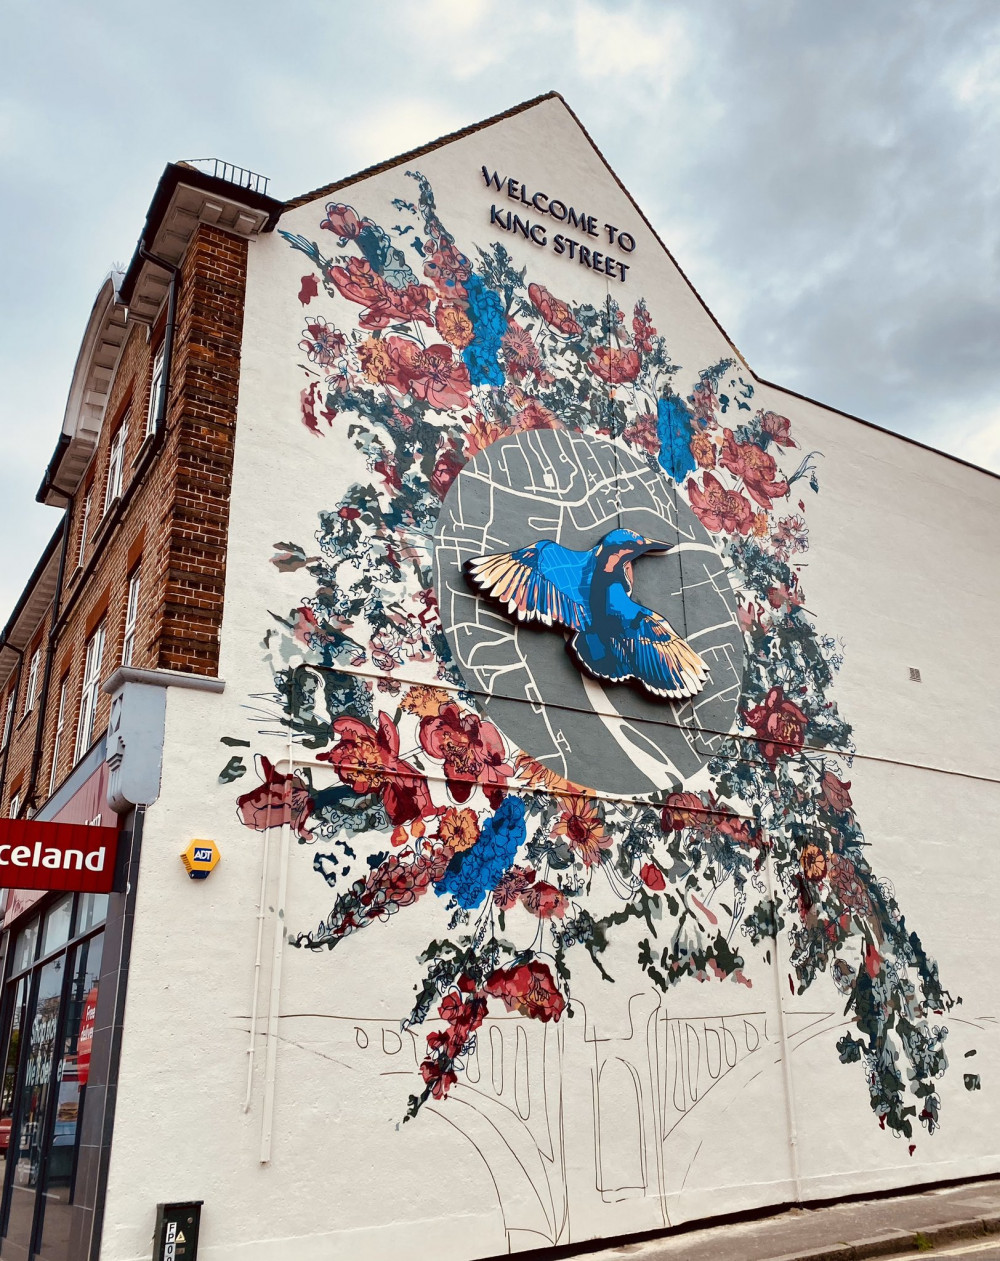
103,412,129,514
146,343,165,437
8,794,20,820
77,490,92,568
0,692,13,750
22,646,41,716
121,569,141,666
48,675,69,796
74,623,104,763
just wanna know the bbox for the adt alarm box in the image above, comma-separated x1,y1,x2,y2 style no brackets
154,1201,202,1261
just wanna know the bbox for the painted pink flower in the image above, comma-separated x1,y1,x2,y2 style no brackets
528,282,581,336
587,346,641,385
771,514,809,562
327,257,433,330
418,702,513,806
761,411,797,447
299,316,346,367
236,756,314,838
686,472,754,534
493,865,536,910
320,202,363,240
743,687,809,769
520,881,567,919
719,429,789,511
319,712,434,825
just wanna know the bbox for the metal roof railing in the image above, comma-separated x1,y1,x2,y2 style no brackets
180,159,269,196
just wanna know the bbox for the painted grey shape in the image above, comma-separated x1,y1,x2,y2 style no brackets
434,428,744,796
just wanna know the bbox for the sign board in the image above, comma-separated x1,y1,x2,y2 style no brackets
154,1201,202,1261
0,818,119,893
77,986,99,1085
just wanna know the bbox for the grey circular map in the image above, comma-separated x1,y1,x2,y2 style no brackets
434,428,743,795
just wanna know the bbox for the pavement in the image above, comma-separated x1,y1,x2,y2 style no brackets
566,1178,1000,1261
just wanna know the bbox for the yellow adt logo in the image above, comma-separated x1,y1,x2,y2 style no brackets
181,839,220,880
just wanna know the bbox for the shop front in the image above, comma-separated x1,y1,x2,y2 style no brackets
0,745,125,1261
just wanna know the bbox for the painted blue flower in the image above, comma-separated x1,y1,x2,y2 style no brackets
435,795,526,909
462,274,507,388
657,395,697,482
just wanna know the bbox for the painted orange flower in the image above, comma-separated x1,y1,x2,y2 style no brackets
514,753,587,797
439,807,480,853
358,336,393,385
400,684,451,717
552,794,609,866
690,431,716,470
434,304,475,349
800,844,828,882
463,413,504,458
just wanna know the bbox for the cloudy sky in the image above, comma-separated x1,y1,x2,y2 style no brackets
1,0,998,620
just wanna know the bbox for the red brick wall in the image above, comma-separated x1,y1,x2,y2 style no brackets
0,222,249,815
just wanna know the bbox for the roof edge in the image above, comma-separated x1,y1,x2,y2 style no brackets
120,163,284,305
0,522,65,652
282,91,564,212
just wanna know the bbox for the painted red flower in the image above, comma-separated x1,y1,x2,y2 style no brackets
236,756,314,839
660,791,711,832
623,411,660,455
502,319,543,378
419,702,512,806
484,961,565,1022
320,712,433,825
761,411,797,447
587,346,641,385
359,846,452,921
420,1057,457,1100
640,863,666,891
520,881,568,919
691,381,718,423
821,771,853,813
320,202,363,240
742,687,808,769
632,301,656,354
513,398,560,431
430,442,465,499
686,472,754,534
527,282,581,336
719,430,790,511
298,274,319,306
327,257,433,330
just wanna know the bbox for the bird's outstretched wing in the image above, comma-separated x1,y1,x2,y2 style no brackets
572,597,709,700
464,540,593,631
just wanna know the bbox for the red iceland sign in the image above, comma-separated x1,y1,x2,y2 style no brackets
0,818,119,893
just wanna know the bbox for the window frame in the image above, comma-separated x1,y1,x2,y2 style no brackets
0,693,14,751
22,647,41,717
47,675,69,798
102,411,129,516
73,624,104,765
121,569,141,667
146,343,165,438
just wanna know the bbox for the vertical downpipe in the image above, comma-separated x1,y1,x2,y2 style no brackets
764,830,803,1201
259,710,296,1162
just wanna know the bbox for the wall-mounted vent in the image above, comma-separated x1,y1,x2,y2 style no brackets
909,667,921,683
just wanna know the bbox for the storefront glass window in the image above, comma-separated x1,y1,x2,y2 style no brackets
0,979,29,1175
10,928,37,978
5,959,63,1258
0,893,109,1261
35,935,103,1261
74,896,108,939
40,901,73,961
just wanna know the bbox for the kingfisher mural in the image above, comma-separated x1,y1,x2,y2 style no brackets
227,165,959,1166
464,529,710,699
